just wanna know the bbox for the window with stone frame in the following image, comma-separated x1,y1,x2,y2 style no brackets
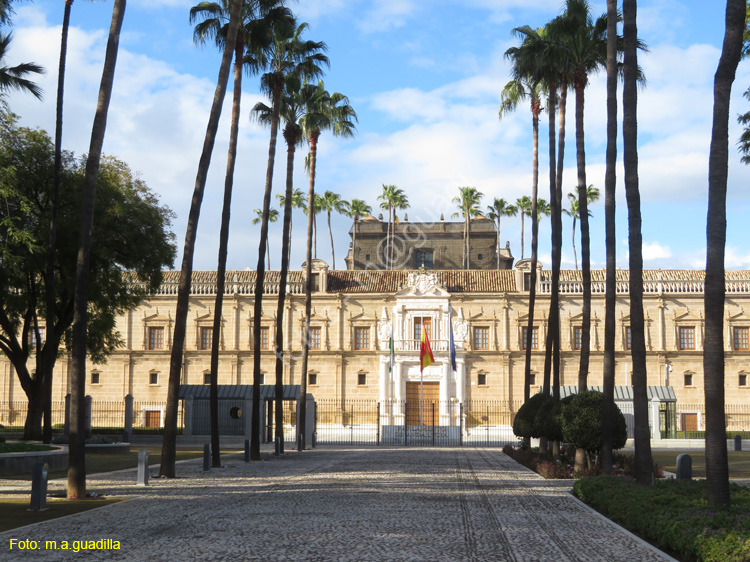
684,372,694,387
477,372,487,386
521,326,538,350
149,371,159,385
30,327,46,349
740,373,747,387
573,326,583,351
258,326,271,350
200,327,213,350
354,326,370,350
91,371,100,385
679,326,696,350
473,327,490,350
734,327,749,351
148,326,164,350
357,373,367,386
203,371,211,385
308,372,318,386
414,317,432,341
308,326,321,350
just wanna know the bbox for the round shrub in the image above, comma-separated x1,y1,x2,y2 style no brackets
561,390,627,454
513,393,554,439
535,395,563,442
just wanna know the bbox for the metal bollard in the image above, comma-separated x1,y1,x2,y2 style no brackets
203,443,210,471
275,436,281,456
30,462,49,511
735,435,742,451
244,439,250,462
676,453,692,480
137,449,149,486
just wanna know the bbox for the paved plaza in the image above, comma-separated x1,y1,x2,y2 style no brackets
0,446,675,561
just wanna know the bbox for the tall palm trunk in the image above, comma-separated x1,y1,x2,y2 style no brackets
251,72,284,461
275,123,300,456
623,0,653,485
524,99,541,402
520,212,525,260
601,0,619,475
553,79,568,400
575,79,591,391
327,210,335,269
68,0,126,499
42,0,75,444
160,0,240,478
704,0,744,507
300,129,321,450
352,216,357,269
571,216,578,270
209,35,245,469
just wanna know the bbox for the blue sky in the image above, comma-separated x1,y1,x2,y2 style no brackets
5,0,750,271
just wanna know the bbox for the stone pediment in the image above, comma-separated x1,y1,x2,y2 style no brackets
727,307,750,322
673,308,703,322
395,271,450,298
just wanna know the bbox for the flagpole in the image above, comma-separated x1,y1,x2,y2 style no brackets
420,315,424,427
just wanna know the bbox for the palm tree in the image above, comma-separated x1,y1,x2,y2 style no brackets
514,195,532,260
252,207,279,269
247,20,327,459
377,184,408,269
502,33,545,403
160,0,242,479
564,185,599,270
0,33,43,99
601,0,619,476
276,187,307,264
298,81,356,449
486,198,517,269
704,0,744,507
191,0,292,467
318,190,347,269
311,192,323,258
622,0,653,486
68,0,126,499
346,198,371,269
451,186,483,269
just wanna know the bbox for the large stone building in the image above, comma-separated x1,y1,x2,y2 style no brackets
3,260,749,434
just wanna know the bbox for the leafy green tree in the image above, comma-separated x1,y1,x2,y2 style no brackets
451,186,483,269
276,187,307,264
0,112,175,443
346,198,372,269
486,198,517,269
512,393,554,442
561,390,627,466
0,33,43,100
252,207,279,269
704,0,745,507
563,186,599,270
514,195,532,260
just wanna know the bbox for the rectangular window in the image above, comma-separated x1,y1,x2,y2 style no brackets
573,326,583,351
625,326,632,350
309,327,321,350
529,373,536,386
148,327,164,350
358,373,367,386
354,327,370,350
203,372,211,385
740,374,747,387
684,373,693,387
679,327,695,350
521,326,538,350
416,250,434,269
258,373,265,385
414,318,432,341
91,372,100,385
30,327,46,349
308,372,317,386
473,327,489,350
149,372,159,385
734,327,749,351
200,327,213,350
478,373,487,386
260,327,269,350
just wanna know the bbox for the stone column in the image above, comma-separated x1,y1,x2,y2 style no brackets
658,302,665,351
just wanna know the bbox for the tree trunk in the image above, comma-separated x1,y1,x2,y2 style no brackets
160,0,240,478
704,0,744,507
328,211,335,269
209,37,245,469
300,130,321,450
553,78,568,399
44,0,74,444
524,101,540,403
623,0,653,485
275,123,300,456
575,81,591,392
601,0,619,476
68,0,126,499
251,72,284,461
543,84,558,400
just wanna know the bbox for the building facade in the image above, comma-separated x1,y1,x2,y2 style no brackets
2,262,749,433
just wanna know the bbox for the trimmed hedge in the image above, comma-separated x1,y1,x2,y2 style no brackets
574,476,750,562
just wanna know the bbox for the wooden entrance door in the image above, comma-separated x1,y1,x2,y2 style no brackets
681,413,698,433
406,381,439,426
144,410,161,428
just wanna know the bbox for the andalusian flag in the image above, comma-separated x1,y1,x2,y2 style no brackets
419,322,435,372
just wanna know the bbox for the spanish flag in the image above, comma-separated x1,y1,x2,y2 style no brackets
420,323,435,372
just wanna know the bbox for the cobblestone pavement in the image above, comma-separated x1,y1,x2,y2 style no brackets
0,447,675,561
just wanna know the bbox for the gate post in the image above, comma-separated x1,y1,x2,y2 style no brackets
377,402,381,446
460,403,464,447
432,403,435,446
404,401,408,447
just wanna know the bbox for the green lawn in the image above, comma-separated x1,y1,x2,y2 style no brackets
651,449,750,478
